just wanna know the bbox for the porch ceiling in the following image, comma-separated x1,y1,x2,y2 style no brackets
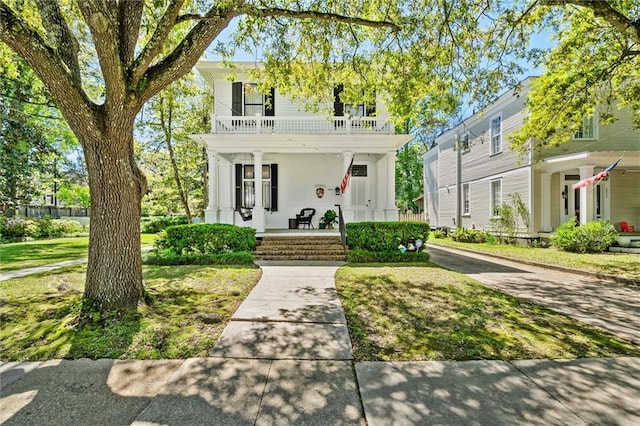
190,133,411,154
540,151,640,173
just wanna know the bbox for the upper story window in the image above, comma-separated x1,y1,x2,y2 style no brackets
490,114,502,155
333,84,376,117
232,82,274,117
573,117,596,140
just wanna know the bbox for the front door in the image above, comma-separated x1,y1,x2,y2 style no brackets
350,164,372,221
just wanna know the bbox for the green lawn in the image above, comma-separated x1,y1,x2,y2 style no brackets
0,264,261,361
336,265,640,362
0,234,158,272
428,237,640,281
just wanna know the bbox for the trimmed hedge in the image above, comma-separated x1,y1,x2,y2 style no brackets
347,249,429,263
346,221,430,251
144,250,254,266
155,223,256,255
345,222,430,264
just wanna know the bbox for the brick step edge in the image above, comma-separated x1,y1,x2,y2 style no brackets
255,255,346,261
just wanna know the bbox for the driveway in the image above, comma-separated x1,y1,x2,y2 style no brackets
427,245,640,345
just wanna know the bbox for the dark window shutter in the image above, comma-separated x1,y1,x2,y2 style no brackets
232,82,243,116
265,87,275,116
235,164,243,209
366,89,377,116
333,84,344,116
270,164,278,211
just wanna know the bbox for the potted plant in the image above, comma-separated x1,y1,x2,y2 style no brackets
320,209,338,229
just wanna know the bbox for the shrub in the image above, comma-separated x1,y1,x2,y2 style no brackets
38,218,84,238
0,217,38,240
155,223,256,255
144,250,254,266
551,219,618,253
346,222,430,252
142,216,189,234
347,249,429,263
450,228,487,243
431,229,447,239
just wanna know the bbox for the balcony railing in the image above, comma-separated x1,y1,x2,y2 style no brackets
210,114,395,135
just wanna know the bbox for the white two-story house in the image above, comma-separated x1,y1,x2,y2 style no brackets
191,61,410,232
424,77,640,236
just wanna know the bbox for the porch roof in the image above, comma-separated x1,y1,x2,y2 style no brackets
190,133,411,154
540,151,640,173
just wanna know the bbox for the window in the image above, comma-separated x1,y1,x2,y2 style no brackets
235,164,278,211
463,183,470,215
333,84,376,117
490,115,502,155
490,180,502,216
231,82,275,116
573,117,595,139
351,164,368,177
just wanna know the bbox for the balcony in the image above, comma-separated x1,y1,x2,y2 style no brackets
210,114,395,135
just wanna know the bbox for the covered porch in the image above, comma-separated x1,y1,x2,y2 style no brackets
191,132,410,231
537,151,640,232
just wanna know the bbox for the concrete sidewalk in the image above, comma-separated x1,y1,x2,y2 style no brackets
2,263,640,425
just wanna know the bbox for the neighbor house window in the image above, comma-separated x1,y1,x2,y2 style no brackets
235,164,278,211
573,116,595,139
490,180,502,216
490,115,502,155
463,183,470,215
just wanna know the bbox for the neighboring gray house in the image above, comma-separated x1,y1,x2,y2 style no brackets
423,77,640,236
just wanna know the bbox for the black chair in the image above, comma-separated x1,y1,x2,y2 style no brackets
296,208,315,229
236,207,253,221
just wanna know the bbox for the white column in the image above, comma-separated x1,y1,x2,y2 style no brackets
204,149,219,223
541,173,552,232
578,165,594,225
219,160,235,224
252,151,265,232
385,150,398,221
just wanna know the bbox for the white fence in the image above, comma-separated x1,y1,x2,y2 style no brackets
399,212,427,222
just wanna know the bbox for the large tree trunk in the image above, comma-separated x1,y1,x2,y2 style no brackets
82,115,145,314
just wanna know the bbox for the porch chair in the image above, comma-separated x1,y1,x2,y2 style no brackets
620,221,636,232
296,208,316,229
236,207,253,222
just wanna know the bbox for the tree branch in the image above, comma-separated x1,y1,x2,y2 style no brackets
118,0,144,69
131,0,186,83
0,1,98,139
77,1,128,109
33,0,82,87
178,6,400,31
541,0,640,43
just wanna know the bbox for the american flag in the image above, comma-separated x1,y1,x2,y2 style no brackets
572,157,622,190
340,158,354,194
